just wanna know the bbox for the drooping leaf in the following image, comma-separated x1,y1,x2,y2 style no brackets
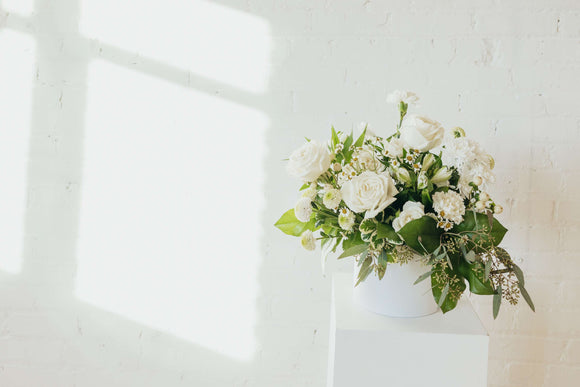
484,259,492,280
338,243,369,259
519,284,535,312
493,285,502,319
274,209,317,236
398,216,443,254
342,232,364,251
355,256,373,286
377,250,388,280
353,127,366,147
512,262,525,287
438,283,450,307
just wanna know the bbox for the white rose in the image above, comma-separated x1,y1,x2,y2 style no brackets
300,230,316,251
387,90,419,106
353,146,381,171
341,171,399,219
392,201,425,232
399,115,444,152
294,197,313,222
287,140,331,182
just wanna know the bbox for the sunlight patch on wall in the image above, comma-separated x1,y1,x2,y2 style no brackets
0,30,34,274
1,0,34,16
75,59,268,361
80,0,271,93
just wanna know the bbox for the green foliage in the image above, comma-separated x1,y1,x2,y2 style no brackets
493,285,502,319
274,209,317,236
398,216,443,254
452,211,508,249
338,243,368,259
457,259,495,295
431,268,466,313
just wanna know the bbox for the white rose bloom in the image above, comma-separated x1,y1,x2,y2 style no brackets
432,191,466,224
399,114,445,152
301,185,318,200
341,171,399,218
287,140,332,182
300,230,316,251
382,138,405,158
338,208,356,231
323,188,342,210
294,197,313,222
392,201,425,232
387,90,419,106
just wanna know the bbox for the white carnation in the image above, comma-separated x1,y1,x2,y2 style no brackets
387,90,419,106
392,201,425,232
341,171,399,219
294,197,313,222
432,191,465,224
300,230,316,251
442,137,495,197
287,140,332,182
400,115,445,152
338,208,356,231
323,188,342,210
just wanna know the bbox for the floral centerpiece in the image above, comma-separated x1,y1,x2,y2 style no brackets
275,91,534,318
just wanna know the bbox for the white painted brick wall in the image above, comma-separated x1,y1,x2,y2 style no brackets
1,0,579,386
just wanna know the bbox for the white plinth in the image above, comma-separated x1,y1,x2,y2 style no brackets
328,274,489,387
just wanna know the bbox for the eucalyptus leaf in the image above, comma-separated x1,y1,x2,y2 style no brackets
438,283,450,307
493,285,502,319
457,260,495,295
356,256,373,286
519,284,535,312
484,259,492,280
512,262,525,287
414,270,433,285
338,243,369,259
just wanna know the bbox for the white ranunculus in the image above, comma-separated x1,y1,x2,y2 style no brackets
432,190,465,224
287,140,332,182
294,197,313,222
387,90,419,106
399,115,445,152
300,230,316,251
382,138,405,158
341,171,398,219
392,201,425,232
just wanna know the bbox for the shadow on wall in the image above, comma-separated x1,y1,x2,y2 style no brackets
0,0,307,385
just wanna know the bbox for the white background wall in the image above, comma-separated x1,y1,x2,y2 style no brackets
0,0,579,386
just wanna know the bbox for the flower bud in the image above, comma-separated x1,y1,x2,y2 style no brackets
332,163,342,172
452,127,466,138
421,153,436,171
431,167,451,185
495,205,503,214
487,154,495,170
397,168,412,184
417,171,428,189
479,192,490,202
472,176,483,186
300,230,316,251
475,201,486,210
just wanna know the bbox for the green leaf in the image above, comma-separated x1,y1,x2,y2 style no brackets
464,250,477,263
299,183,310,191
377,250,388,280
354,127,366,147
452,212,508,249
457,260,495,295
493,285,502,319
398,216,443,254
338,243,369,259
484,259,492,280
331,126,339,147
512,262,525,287
519,284,535,312
376,222,402,244
414,270,433,285
274,209,317,236
431,269,466,313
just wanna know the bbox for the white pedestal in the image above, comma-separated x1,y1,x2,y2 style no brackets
328,274,489,387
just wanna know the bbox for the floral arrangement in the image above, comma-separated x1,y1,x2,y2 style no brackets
275,91,534,318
